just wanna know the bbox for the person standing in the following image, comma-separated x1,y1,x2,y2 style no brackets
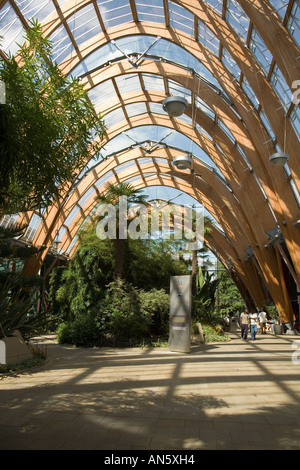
249,312,258,340
240,308,250,340
258,309,268,334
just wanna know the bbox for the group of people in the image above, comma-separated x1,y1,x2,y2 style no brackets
239,308,268,341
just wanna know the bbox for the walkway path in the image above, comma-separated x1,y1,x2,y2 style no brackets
0,333,300,450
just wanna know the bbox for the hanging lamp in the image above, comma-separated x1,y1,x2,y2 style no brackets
163,96,188,117
269,152,289,166
173,155,192,170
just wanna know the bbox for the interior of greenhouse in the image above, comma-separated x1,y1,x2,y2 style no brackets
1,0,300,453
1,0,300,327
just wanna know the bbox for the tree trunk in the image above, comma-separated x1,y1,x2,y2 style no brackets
114,237,125,279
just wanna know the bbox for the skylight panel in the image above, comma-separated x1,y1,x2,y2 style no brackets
125,102,148,117
168,0,194,36
96,0,133,29
203,0,223,16
221,48,241,80
24,214,42,242
249,27,273,76
167,79,191,101
115,160,137,174
88,80,118,108
290,106,300,141
67,4,102,46
268,0,289,20
78,187,96,207
71,42,120,78
57,226,67,243
67,236,78,254
0,2,25,56
142,74,165,92
64,206,80,227
241,77,259,110
14,0,55,23
148,103,166,114
49,24,74,63
195,96,215,120
135,0,165,23
225,0,249,43
115,74,142,94
218,119,236,143
259,109,276,141
287,1,300,48
104,108,126,128
270,64,293,110
198,20,220,56
94,171,114,188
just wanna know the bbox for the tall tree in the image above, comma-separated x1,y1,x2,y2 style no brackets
96,182,148,279
0,20,105,215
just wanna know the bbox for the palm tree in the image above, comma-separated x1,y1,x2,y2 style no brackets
97,182,148,279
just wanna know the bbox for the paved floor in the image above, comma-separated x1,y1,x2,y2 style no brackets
0,332,300,450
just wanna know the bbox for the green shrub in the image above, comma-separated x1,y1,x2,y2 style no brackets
57,313,101,347
139,289,169,335
201,323,230,342
99,280,150,339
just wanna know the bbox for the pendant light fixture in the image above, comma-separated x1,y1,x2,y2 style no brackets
269,113,289,166
163,96,188,117
172,155,193,170
269,152,289,166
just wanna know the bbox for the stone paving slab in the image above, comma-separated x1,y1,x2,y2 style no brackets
0,332,300,450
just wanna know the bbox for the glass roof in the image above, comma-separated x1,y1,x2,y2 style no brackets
0,0,300,263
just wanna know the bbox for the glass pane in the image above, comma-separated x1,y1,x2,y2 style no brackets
270,64,293,110
71,36,224,95
225,0,249,43
221,48,241,80
195,96,215,120
287,1,300,48
203,0,223,16
67,236,78,254
241,76,259,109
142,74,164,92
0,2,25,56
290,106,300,141
198,20,220,56
88,80,118,108
96,0,133,29
268,0,289,20
104,107,126,127
14,0,55,23
115,74,142,94
67,4,102,46
115,160,137,174
259,109,276,141
168,0,194,36
64,206,80,227
218,119,235,143
136,0,165,23
168,79,191,100
125,102,148,117
148,102,166,114
78,186,96,207
49,24,74,63
249,27,273,76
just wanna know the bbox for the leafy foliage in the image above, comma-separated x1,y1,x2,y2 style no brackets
0,20,105,214
0,280,45,339
217,265,244,315
193,268,219,323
